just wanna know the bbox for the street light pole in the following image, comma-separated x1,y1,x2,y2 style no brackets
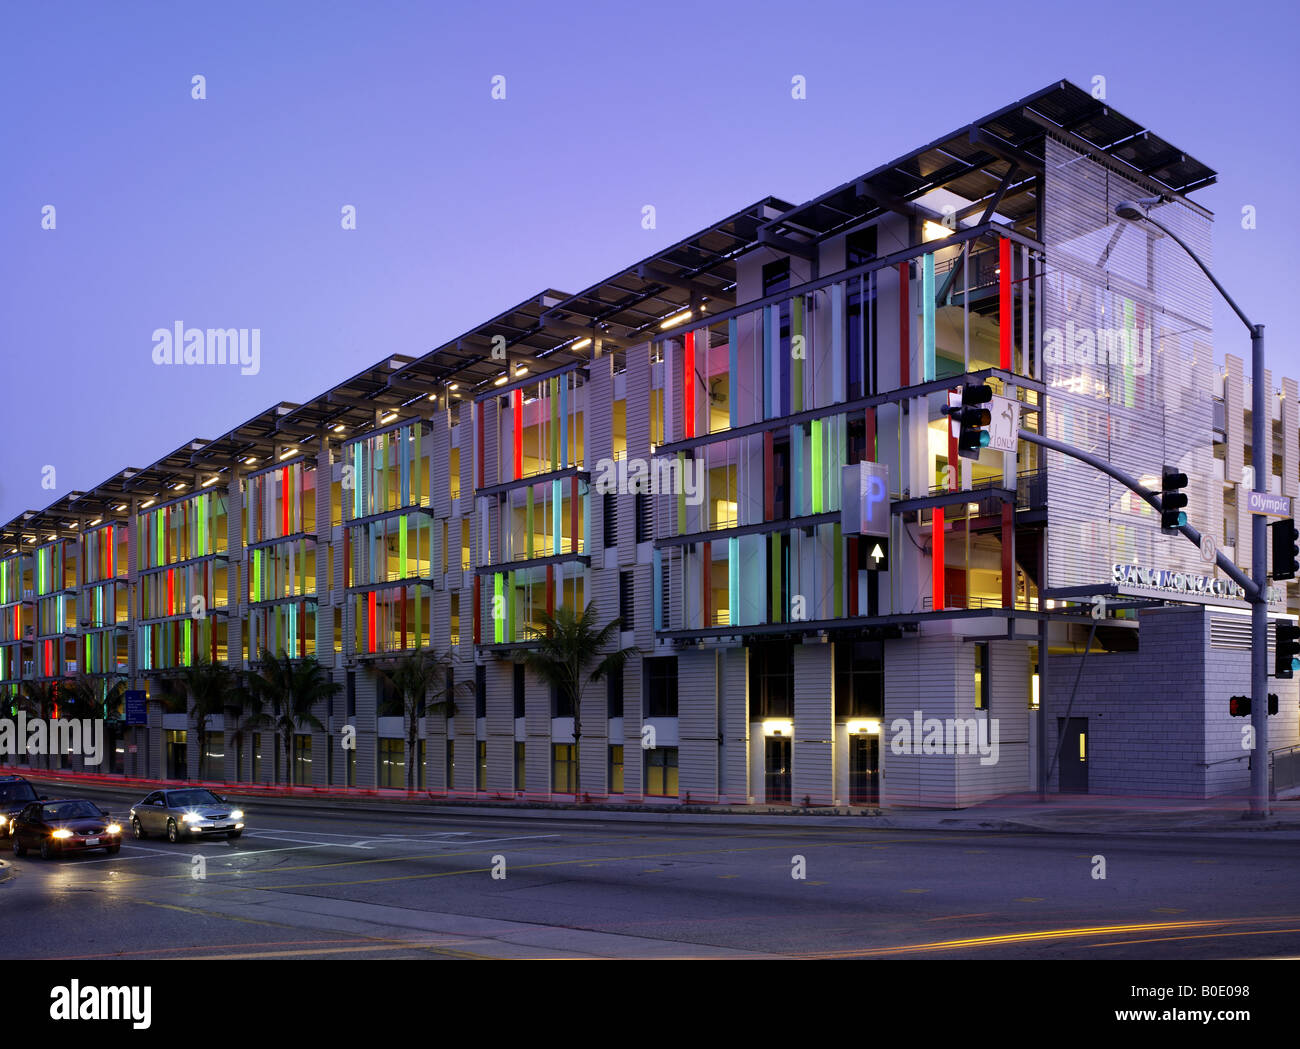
1115,199,1270,818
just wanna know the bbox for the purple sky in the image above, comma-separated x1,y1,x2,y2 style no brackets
1,0,1296,528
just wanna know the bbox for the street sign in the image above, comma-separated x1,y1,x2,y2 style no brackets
863,536,890,572
987,395,1020,453
1248,490,1292,518
841,461,890,537
124,689,147,726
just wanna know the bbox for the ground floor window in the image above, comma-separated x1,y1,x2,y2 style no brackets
347,744,356,787
252,732,262,782
477,740,487,791
646,747,678,797
446,740,455,790
515,741,525,792
552,743,577,794
378,738,404,789
609,745,624,794
293,734,312,785
166,729,187,780
201,731,224,781
419,739,426,790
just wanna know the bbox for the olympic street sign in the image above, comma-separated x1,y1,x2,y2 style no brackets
1247,490,1292,518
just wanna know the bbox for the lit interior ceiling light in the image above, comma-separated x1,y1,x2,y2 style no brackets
571,338,592,351
494,374,508,386
762,719,794,737
172,482,187,491
514,364,529,376
922,219,954,241
380,412,397,424
846,719,882,735
114,504,127,512
333,424,346,432
448,383,459,391
659,309,693,330
279,448,297,460
89,518,101,527
140,500,155,509
244,456,258,465
201,476,220,488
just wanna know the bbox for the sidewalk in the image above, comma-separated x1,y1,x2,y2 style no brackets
8,767,1300,837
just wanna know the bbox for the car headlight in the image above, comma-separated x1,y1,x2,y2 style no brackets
106,824,121,835
229,810,244,820
51,829,73,839
182,812,203,823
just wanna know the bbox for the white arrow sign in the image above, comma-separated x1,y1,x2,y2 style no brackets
987,394,1019,453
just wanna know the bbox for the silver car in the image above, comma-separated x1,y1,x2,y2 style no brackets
129,788,246,843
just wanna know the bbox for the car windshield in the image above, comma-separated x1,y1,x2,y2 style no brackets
43,801,101,821
167,789,220,807
0,783,36,803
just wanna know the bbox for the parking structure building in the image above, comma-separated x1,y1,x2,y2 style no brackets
3,80,1297,807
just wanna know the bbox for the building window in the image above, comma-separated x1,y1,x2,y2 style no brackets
645,747,678,797
635,493,652,543
609,744,624,794
378,738,404,789
603,493,618,547
975,642,990,711
552,682,576,718
446,740,455,790
645,656,678,717
347,745,355,787
1028,645,1039,709
515,741,525,792
477,740,487,791
835,641,883,718
606,662,624,718
845,226,877,268
619,571,634,630
755,642,793,717
252,733,262,782
552,743,577,794
762,257,791,296
513,662,525,718
418,739,426,789
293,734,312,785
475,663,487,718
346,670,356,718
201,731,224,781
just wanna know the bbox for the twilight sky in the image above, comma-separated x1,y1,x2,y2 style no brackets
1,0,1296,528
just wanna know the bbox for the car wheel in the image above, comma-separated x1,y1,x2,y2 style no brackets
131,817,146,840
105,844,120,855
166,819,178,844
39,840,54,860
227,830,242,840
11,835,25,857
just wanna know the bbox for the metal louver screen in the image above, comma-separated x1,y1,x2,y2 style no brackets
1042,136,1217,591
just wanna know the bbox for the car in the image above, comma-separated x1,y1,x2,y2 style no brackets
128,788,245,842
10,799,122,859
0,776,44,838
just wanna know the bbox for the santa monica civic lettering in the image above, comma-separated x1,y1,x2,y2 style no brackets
1112,563,1244,599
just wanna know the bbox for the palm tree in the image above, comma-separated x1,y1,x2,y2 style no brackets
520,602,633,796
248,650,340,785
375,646,467,790
224,672,270,783
168,659,235,780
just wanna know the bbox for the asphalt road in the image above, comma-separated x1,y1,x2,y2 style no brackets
4,785,1299,960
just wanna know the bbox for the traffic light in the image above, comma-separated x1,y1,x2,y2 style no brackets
1229,695,1251,717
1275,620,1300,680
943,384,993,461
1271,518,1299,580
1269,693,1279,716
1160,466,1189,534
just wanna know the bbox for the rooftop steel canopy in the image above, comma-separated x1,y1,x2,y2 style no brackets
761,79,1216,244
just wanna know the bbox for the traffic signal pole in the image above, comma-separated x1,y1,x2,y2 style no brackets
1017,425,1272,817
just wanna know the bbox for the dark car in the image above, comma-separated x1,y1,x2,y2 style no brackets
10,799,123,859
129,788,245,842
0,776,43,838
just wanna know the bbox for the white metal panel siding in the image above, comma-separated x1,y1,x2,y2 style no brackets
620,342,651,567
721,647,749,802
432,411,452,519
677,648,718,801
1283,378,1299,500
882,636,960,808
792,644,834,805
621,653,644,800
